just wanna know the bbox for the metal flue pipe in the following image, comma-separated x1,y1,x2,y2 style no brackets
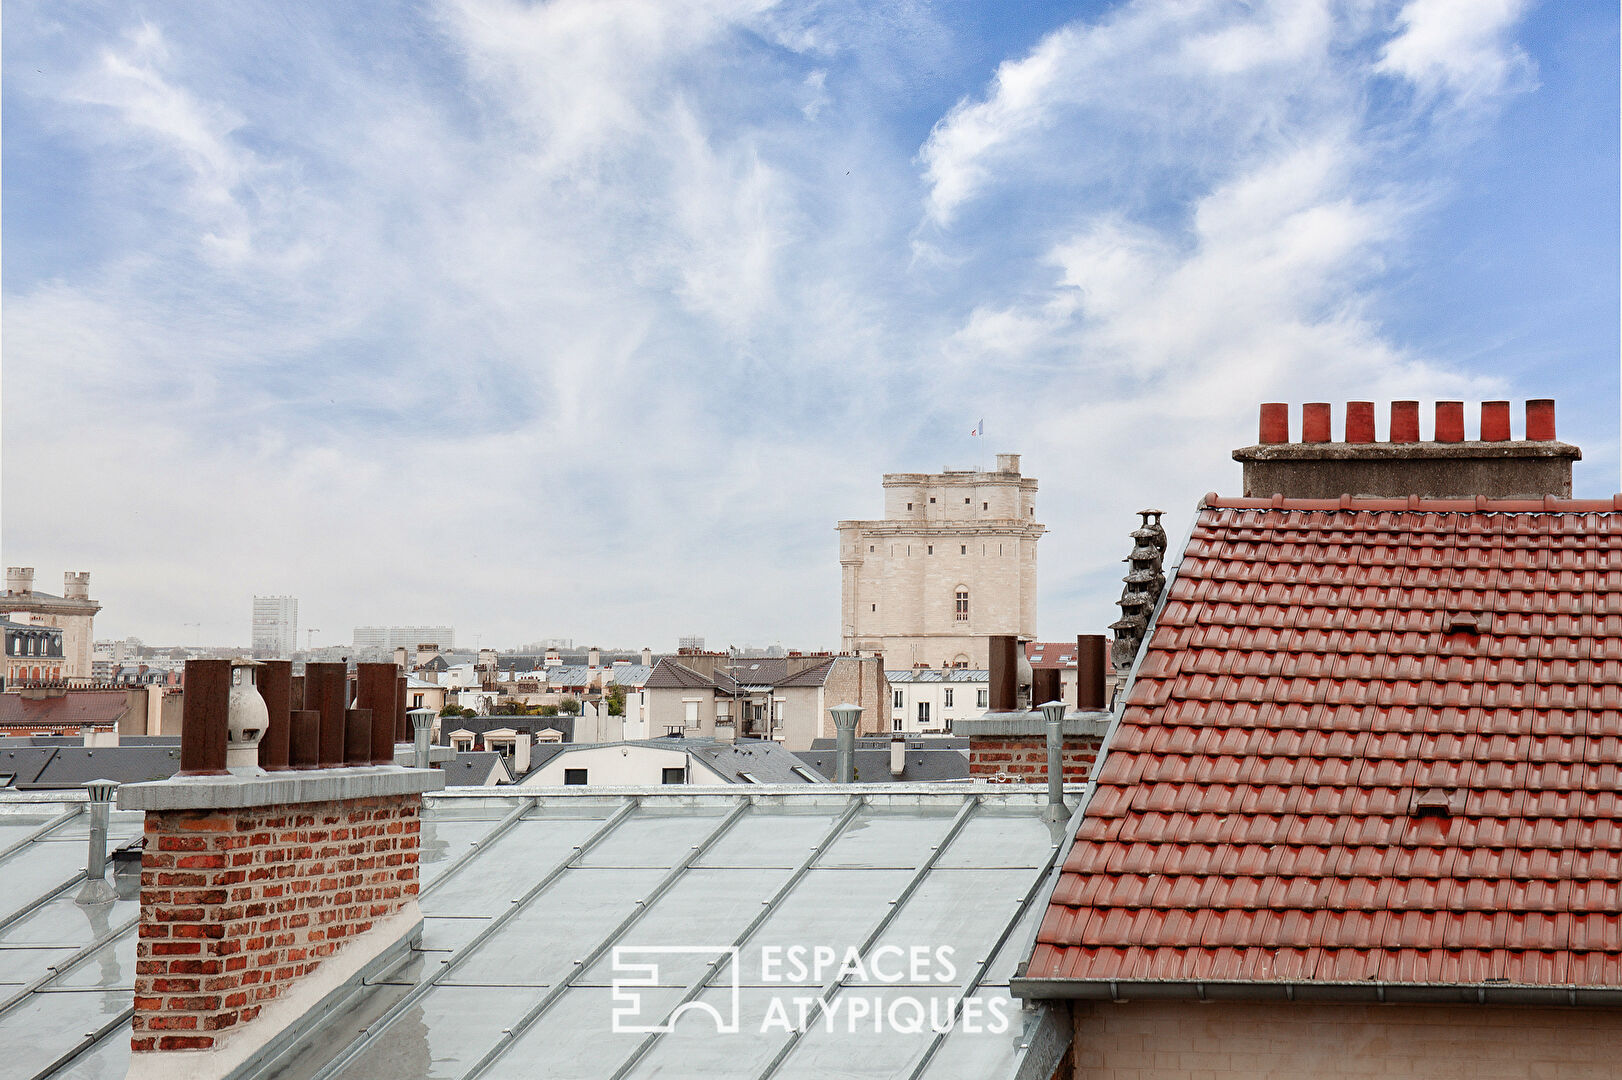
76,779,119,905
410,708,436,768
1039,700,1069,823
830,703,862,784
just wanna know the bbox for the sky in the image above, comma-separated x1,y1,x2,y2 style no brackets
3,0,1618,652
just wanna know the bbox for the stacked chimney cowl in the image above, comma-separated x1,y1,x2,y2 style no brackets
1237,400,1579,500
1110,511,1167,674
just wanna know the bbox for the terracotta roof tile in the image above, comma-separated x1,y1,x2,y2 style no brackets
1032,497,1622,990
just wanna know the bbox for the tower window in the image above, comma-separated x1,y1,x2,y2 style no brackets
955,588,969,622
907,503,913,511
960,545,967,555
983,502,988,510
929,497,935,503
927,545,933,555
869,545,874,552
871,604,876,612
965,498,970,504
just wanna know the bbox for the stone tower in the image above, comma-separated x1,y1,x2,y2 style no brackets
838,453,1044,670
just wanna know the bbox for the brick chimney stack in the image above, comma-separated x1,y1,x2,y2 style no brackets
120,659,443,1078
1234,400,1580,499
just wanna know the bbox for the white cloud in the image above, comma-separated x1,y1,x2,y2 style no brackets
1,0,1558,649
1377,0,1534,104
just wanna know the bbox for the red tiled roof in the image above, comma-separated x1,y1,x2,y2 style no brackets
1026,641,1115,673
1029,495,1622,990
0,690,132,728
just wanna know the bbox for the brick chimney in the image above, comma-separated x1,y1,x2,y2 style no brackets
120,659,442,1078
958,635,1110,783
1233,400,1581,499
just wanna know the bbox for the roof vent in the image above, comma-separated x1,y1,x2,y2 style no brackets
1444,613,1484,636
1412,789,1460,818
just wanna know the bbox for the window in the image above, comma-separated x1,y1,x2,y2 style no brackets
983,502,988,510
893,689,904,709
893,714,904,731
929,497,936,504
955,588,969,622
662,766,685,784
977,688,988,708
944,688,954,707
964,498,970,504
412,693,424,708
869,545,874,552
960,545,967,555
871,604,876,612
907,502,913,511
927,545,933,555
684,700,700,726
564,768,588,786
917,702,930,724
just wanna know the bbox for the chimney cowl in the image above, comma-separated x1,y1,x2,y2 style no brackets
1233,400,1580,500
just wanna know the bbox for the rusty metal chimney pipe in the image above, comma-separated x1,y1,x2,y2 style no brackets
256,660,293,771
1076,635,1107,711
178,659,230,776
357,663,400,766
988,636,1018,712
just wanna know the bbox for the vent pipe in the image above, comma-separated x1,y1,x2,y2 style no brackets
830,703,862,783
410,708,436,768
77,779,118,905
889,733,905,779
1039,700,1068,823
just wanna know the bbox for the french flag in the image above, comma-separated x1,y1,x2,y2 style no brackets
970,419,983,436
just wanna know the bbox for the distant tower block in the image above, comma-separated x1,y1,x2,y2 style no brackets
837,453,1044,671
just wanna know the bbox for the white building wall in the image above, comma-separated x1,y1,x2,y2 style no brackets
518,745,728,786
887,675,988,734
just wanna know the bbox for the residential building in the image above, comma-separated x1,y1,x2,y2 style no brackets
0,684,178,738
884,667,988,733
1014,400,1622,1077
250,595,298,658
1,567,100,679
515,737,824,786
838,452,1043,669
3,618,65,687
642,653,888,750
352,625,455,651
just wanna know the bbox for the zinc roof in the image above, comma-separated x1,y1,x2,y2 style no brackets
1028,495,1622,994
6,787,1072,1080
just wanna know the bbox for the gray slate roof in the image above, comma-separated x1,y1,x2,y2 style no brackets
884,668,989,683
0,745,182,789
793,747,970,783
443,751,512,787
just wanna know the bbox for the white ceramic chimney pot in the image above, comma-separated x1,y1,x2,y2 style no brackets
226,658,269,775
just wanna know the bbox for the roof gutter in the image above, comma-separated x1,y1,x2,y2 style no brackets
1009,977,1622,1008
